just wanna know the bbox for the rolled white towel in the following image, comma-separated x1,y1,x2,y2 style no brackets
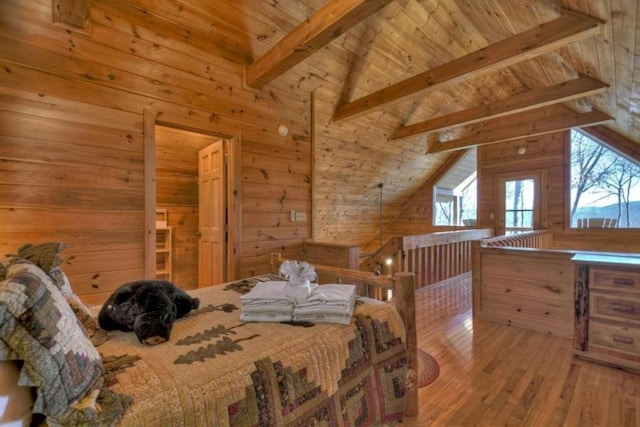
283,279,318,304
279,260,317,283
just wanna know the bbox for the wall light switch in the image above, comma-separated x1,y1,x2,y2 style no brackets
290,210,296,221
296,212,307,222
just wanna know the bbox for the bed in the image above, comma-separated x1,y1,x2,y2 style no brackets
0,244,417,426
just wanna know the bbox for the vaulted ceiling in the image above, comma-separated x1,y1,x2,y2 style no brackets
81,0,640,248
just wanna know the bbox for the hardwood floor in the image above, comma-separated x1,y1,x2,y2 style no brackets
400,273,640,426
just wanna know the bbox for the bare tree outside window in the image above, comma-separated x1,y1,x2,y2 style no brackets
570,130,640,228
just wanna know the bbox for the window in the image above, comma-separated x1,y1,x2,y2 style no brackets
504,178,534,234
495,170,544,235
570,130,640,229
433,148,477,226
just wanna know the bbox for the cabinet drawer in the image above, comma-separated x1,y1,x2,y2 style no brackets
589,320,640,355
590,268,640,293
590,293,640,324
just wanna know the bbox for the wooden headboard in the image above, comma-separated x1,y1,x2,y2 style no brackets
269,252,418,417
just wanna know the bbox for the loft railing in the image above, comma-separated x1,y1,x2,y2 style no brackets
363,229,494,293
480,229,553,249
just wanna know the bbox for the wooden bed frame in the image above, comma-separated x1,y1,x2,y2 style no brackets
270,253,418,417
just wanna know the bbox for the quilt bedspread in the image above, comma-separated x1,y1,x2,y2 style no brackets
95,277,408,426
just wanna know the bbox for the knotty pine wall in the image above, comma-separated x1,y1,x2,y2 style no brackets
0,0,310,303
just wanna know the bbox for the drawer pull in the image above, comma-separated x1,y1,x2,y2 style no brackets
611,304,634,313
612,277,635,286
612,335,634,345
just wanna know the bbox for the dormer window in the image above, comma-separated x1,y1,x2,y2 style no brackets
433,148,477,226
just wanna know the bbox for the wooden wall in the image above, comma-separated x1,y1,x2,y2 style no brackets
0,0,310,303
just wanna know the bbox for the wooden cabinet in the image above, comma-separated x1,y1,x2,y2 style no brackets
574,253,640,372
156,226,172,281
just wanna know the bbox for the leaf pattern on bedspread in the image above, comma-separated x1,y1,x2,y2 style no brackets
190,302,237,316
175,323,246,346
174,334,260,364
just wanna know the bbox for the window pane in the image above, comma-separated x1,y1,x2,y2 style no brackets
570,130,640,228
504,178,534,234
432,148,477,226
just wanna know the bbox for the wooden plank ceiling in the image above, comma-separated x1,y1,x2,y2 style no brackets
117,0,639,248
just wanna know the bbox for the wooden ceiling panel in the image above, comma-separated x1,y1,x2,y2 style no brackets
123,0,638,249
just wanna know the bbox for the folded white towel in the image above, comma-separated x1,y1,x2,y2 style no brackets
240,281,293,303
292,312,352,325
296,284,356,307
292,284,356,324
240,304,294,315
293,304,355,317
240,312,294,323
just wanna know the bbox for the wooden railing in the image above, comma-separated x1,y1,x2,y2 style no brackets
398,229,494,289
480,229,553,249
363,229,494,290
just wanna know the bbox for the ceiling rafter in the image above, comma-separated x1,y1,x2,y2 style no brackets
426,105,613,154
390,76,608,141
332,10,604,123
245,0,393,89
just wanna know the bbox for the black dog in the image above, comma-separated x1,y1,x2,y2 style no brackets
98,280,200,345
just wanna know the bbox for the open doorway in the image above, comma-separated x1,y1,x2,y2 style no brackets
143,110,240,289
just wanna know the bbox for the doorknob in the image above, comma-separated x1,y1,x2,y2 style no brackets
195,232,202,238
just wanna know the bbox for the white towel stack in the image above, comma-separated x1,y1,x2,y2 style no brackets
239,262,357,324
293,284,356,325
239,281,294,322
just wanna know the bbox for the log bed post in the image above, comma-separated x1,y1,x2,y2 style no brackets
394,272,418,417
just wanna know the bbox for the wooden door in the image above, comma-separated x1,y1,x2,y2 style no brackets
198,140,225,287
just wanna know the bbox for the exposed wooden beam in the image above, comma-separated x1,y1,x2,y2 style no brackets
582,125,640,163
333,10,604,123
245,0,393,89
427,105,613,154
390,76,608,141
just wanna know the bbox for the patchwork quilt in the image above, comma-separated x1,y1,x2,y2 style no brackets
95,276,409,426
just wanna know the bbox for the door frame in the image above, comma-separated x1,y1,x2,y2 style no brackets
143,109,242,283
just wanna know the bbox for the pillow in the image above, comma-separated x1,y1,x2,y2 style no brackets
48,267,100,340
11,242,100,342
15,242,67,274
0,361,33,427
0,258,6,282
0,258,121,425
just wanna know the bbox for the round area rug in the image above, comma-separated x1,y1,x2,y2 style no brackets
417,349,440,387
